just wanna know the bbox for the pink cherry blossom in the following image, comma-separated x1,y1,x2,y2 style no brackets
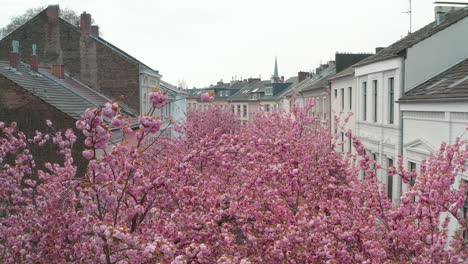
149,90,169,109
0,97,466,263
200,92,214,102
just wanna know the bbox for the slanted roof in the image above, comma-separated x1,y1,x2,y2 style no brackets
0,61,139,124
160,80,188,96
299,64,336,92
354,7,468,67
0,61,96,119
229,81,267,101
329,66,354,81
399,57,468,102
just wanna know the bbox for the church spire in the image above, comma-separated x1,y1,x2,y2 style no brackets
272,56,280,83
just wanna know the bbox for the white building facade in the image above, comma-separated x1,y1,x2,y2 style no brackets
354,58,403,203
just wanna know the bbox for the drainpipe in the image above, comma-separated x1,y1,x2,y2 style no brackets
398,55,406,205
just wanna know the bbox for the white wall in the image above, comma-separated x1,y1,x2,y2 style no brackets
330,75,356,153
405,17,468,91
401,100,468,238
354,58,403,204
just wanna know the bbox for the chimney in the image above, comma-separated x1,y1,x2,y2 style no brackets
375,47,385,53
280,76,285,82
80,12,92,36
90,25,99,36
9,40,19,69
434,5,465,25
52,65,64,79
46,5,59,23
30,44,38,72
298,71,310,83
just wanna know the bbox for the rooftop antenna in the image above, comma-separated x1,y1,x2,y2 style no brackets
403,0,413,33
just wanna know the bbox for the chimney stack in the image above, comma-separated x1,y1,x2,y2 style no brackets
80,12,92,36
9,40,19,69
434,4,465,25
46,5,59,23
30,44,38,72
298,71,310,83
52,65,64,79
280,76,285,83
90,25,99,36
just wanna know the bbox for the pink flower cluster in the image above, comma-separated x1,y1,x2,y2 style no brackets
149,90,169,109
200,92,214,102
138,115,162,133
76,108,111,150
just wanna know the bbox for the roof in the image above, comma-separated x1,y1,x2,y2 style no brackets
229,80,293,101
354,7,468,67
0,61,96,119
399,57,468,102
329,66,354,81
0,61,138,123
160,80,188,96
299,64,336,92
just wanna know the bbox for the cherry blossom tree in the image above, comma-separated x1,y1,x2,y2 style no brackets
0,94,466,263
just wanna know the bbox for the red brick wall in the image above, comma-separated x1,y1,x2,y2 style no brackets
0,9,141,114
0,76,88,175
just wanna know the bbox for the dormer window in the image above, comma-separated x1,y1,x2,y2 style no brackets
265,87,273,95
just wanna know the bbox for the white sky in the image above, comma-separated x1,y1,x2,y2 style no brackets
1,0,464,87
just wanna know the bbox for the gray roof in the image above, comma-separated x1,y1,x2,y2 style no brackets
160,80,188,96
228,80,293,101
354,7,468,67
0,61,139,122
299,65,336,92
329,66,354,81
399,57,468,102
0,61,96,119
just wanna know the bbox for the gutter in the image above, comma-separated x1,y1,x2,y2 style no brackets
398,97,468,103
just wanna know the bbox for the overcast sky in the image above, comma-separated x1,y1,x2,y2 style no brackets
0,0,463,87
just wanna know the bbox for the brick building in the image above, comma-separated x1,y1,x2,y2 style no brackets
0,5,162,114
0,42,137,174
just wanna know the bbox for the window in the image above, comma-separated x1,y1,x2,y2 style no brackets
362,82,367,121
322,97,327,120
341,88,345,111
373,80,378,122
231,105,235,113
387,158,394,200
237,105,241,116
243,105,247,117
409,161,417,186
334,89,337,98
389,77,394,124
265,104,270,112
348,87,352,111
341,132,344,152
